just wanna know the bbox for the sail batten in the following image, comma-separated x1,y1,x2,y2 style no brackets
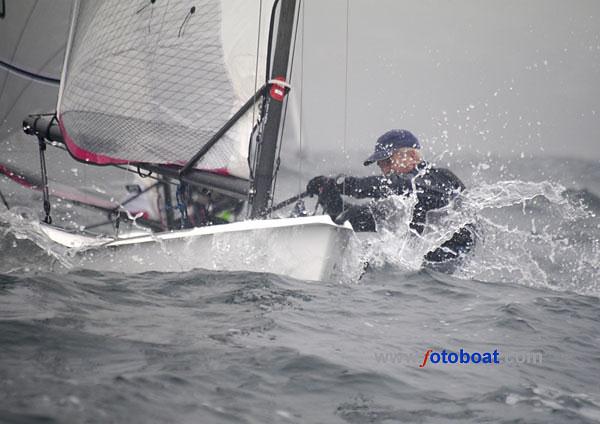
58,0,272,180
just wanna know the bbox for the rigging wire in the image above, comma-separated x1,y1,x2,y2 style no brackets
0,60,60,86
268,0,302,213
251,0,264,143
0,1,64,128
264,0,280,86
342,0,351,206
1,46,64,130
247,0,280,218
0,0,36,109
296,0,305,195
0,189,9,210
247,0,264,185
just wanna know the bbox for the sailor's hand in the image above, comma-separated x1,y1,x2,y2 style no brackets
306,176,333,196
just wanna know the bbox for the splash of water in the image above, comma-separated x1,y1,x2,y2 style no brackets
458,181,598,296
2,180,598,296
0,207,75,271
346,180,599,296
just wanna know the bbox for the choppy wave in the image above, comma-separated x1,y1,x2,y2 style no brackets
1,178,599,298
1,268,599,423
1,207,74,273
1,175,600,422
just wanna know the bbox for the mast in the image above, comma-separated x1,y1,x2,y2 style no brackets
250,0,297,218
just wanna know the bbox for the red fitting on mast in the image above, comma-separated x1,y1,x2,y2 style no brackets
268,76,290,102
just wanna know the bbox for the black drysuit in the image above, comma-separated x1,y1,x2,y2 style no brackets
318,162,475,264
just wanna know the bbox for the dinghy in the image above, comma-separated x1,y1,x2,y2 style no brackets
18,0,354,281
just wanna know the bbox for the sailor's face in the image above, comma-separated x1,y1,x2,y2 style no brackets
377,148,418,175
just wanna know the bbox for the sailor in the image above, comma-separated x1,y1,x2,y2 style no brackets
306,129,476,267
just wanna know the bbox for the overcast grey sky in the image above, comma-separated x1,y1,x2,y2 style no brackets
284,0,600,167
2,0,599,171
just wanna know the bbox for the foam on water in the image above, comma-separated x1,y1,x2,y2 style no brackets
1,177,599,296
343,179,599,296
1,229,599,423
0,207,75,272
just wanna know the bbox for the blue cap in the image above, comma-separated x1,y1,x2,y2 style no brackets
363,129,420,166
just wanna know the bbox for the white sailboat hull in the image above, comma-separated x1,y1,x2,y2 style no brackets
41,216,354,281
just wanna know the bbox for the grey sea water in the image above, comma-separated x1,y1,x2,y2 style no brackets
1,258,599,423
1,156,600,423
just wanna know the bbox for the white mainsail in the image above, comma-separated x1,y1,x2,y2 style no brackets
58,0,273,180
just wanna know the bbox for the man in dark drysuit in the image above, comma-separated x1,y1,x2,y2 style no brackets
306,129,475,268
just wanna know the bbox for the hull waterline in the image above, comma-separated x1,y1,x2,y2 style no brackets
40,216,354,281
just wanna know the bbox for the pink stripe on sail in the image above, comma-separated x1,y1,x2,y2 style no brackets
170,162,232,176
58,116,233,176
58,116,129,165
0,163,152,216
206,168,231,176
0,164,37,189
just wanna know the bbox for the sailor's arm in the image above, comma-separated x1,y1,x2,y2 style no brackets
305,174,413,200
423,168,466,199
340,175,413,199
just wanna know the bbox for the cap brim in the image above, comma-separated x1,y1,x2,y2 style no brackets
363,150,392,166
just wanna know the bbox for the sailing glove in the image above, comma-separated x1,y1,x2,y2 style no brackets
306,176,334,196
307,176,344,217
